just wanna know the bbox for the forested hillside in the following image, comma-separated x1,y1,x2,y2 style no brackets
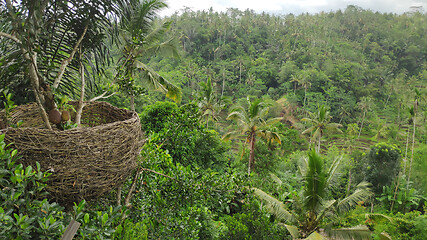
1,2,426,239
145,6,426,122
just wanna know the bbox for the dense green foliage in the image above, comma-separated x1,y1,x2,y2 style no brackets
363,143,402,194
140,101,229,170
147,6,426,124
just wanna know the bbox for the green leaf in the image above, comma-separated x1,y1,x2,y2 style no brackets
84,213,89,224
11,149,17,158
25,165,33,176
306,231,327,240
102,213,108,226
284,224,300,239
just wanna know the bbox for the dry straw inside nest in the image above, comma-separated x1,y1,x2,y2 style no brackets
0,101,144,204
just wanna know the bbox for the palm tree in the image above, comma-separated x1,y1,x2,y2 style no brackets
115,0,181,111
302,105,342,152
407,88,423,185
224,97,282,175
290,71,311,109
0,0,130,128
253,150,373,239
197,78,229,128
357,96,373,139
197,78,216,128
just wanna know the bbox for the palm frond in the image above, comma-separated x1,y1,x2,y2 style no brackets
336,182,373,213
312,128,321,139
265,117,283,126
364,213,393,223
302,126,315,135
303,150,327,213
134,60,181,102
316,199,336,221
139,37,180,59
280,223,300,239
222,131,240,141
380,232,392,240
326,225,371,240
257,130,281,144
326,155,343,187
269,173,283,185
226,110,247,122
301,117,313,123
306,231,328,240
144,20,171,42
326,122,343,133
252,187,296,224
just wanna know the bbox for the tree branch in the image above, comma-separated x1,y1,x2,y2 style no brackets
139,168,177,181
5,0,15,17
0,31,21,44
89,91,116,102
53,23,89,89
124,170,140,208
75,50,85,126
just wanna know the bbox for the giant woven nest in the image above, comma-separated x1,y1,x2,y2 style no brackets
0,101,144,204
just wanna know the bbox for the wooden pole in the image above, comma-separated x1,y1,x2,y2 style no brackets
61,219,81,240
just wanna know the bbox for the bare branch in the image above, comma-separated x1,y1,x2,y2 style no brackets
89,91,116,102
53,23,89,89
124,171,140,208
0,31,21,44
75,51,85,126
139,168,177,181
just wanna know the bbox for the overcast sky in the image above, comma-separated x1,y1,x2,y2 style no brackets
160,0,426,16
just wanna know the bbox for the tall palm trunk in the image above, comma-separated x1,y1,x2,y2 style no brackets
357,111,366,139
303,86,307,110
403,126,410,175
248,133,256,175
130,92,135,111
407,113,416,187
221,71,225,99
317,134,321,153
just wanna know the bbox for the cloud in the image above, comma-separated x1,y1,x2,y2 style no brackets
161,0,425,16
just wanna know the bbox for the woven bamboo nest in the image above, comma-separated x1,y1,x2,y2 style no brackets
0,101,144,204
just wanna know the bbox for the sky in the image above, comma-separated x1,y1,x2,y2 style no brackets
160,0,426,16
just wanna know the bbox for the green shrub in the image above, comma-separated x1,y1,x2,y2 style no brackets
140,102,229,171
340,206,427,240
363,142,401,194
411,144,427,196
218,197,290,240
139,101,179,133
127,139,246,239
0,134,67,239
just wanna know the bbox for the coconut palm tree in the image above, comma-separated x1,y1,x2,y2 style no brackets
253,150,373,239
290,71,311,110
357,96,373,139
0,0,132,128
197,78,230,128
302,105,342,152
224,97,282,175
407,88,423,185
115,0,181,111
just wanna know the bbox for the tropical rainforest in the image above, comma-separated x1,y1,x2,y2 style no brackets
0,0,426,239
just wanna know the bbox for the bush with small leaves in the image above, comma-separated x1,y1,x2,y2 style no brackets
0,134,67,239
363,142,401,194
